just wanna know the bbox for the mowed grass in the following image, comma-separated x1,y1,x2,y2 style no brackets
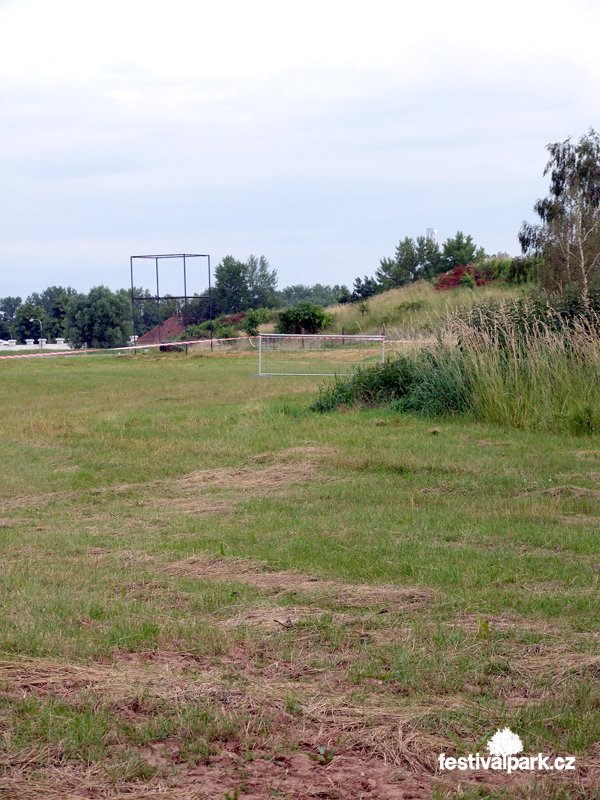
0,351,599,799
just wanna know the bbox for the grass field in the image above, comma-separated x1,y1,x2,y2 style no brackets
1,351,599,799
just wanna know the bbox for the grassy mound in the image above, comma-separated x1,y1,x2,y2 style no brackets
325,280,530,337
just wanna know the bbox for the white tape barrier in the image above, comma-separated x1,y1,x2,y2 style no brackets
0,336,430,363
0,336,255,361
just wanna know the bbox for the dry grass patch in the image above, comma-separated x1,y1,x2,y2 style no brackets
249,444,337,462
0,491,76,513
148,496,232,515
2,613,598,798
178,460,322,494
0,645,447,798
219,605,329,631
0,517,30,528
146,461,330,515
0,645,449,798
556,514,600,526
164,555,433,609
113,447,338,516
519,484,600,499
0,653,217,705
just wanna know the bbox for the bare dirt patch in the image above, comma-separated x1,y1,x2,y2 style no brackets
164,556,433,609
0,751,434,799
4,755,596,800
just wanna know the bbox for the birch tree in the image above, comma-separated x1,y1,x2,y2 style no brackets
519,129,600,298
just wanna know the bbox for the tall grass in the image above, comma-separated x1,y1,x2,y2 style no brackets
456,307,600,433
312,301,600,434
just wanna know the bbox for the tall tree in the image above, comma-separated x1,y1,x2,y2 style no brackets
351,276,379,301
0,296,22,337
213,256,251,314
213,254,277,314
13,302,46,343
441,232,485,271
376,235,442,289
376,237,418,289
64,286,131,348
119,287,159,336
246,255,278,308
519,129,600,297
278,284,343,306
27,286,77,340
415,235,443,279
27,286,76,313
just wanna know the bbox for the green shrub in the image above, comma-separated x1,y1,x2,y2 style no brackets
243,310,260,337
399,348,473,416
186,319,240,340
243,308,272,336
396,301,424,314
310,349,472,416
276,301,332,334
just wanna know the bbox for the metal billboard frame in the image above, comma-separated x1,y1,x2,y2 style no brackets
129,253,212,348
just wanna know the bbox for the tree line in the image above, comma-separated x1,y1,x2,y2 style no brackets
3,129,599,346
0,255,346,346
345,231,492,302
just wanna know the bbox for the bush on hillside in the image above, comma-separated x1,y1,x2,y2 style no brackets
434,264,490,291
186,317,240,340
243,307,273,336
276,301,332,334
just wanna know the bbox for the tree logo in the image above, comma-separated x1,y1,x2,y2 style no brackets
486,728,523,758
438,726,576,773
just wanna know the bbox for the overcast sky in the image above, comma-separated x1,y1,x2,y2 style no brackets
1,0,599,298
